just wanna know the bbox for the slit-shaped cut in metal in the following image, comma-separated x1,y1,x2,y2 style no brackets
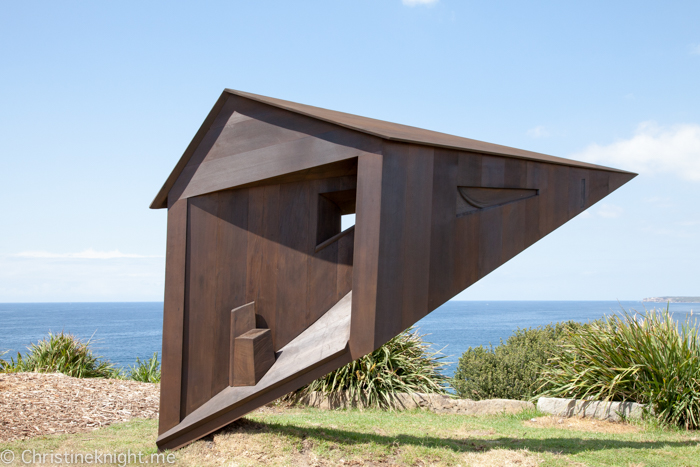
457,186,538,216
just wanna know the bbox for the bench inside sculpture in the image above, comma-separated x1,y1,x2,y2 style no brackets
151,89,635,450
229,303,275,387
232,328,274,387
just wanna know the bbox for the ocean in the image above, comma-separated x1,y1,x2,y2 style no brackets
0,301,697,376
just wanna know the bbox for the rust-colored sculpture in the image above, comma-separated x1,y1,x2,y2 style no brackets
151,90,636,450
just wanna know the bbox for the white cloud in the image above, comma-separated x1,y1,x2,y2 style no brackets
402,0,438,6
690,44,700,55
572,122,700,181
641,225,695,239
578,205,624,219
643,196,674,208
597,203,624,219
527,126,549,138
13,248,162,259
1,251,165,301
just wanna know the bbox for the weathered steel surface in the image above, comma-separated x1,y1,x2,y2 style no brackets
152,91,636,450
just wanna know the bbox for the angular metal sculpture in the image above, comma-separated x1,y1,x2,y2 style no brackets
151,89,636,450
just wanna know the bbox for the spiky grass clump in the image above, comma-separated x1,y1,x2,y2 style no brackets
0,350,10,372
1,331,118,378
539,306,700,429
128,352,161,383
291,327,450,408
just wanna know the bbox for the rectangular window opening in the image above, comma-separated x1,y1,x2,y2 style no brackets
341,214,356,231
316,189,356,249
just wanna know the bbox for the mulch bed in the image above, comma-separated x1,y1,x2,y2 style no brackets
0,372,159,442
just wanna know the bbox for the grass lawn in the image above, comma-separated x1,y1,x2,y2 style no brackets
1,407,699,466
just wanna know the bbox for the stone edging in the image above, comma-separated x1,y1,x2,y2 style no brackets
295,392,534,415
536,397,648,422
294,392,649,421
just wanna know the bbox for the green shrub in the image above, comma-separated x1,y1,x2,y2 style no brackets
289,327,449,408
0,331,118,378
538,306,700,429
0,350,10,372
128,352,161,383
452,321,585,401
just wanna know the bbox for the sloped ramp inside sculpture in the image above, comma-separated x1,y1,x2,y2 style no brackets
157,292,353,451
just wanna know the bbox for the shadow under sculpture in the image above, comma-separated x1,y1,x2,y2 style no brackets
150,89,636,450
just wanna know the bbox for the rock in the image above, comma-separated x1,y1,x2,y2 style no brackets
296,391,361,410
467,399,535,415
537,397,648,422
394,392,428,409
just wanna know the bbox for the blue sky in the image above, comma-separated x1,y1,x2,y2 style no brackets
1,0,698,302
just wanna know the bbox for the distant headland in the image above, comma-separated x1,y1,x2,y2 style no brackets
643,296,700,303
